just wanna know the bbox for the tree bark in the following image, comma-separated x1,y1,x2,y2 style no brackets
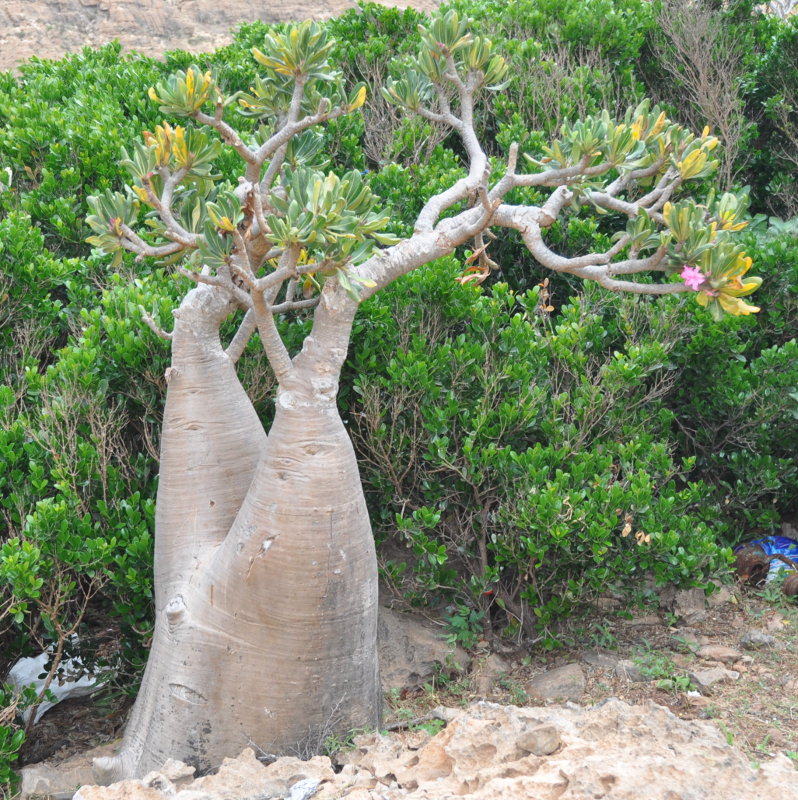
95,286,379,780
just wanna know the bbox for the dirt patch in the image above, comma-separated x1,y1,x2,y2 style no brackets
0,0,443,74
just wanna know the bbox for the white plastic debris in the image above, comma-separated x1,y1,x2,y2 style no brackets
6,649,99,724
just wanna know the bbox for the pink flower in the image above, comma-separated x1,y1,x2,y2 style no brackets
680,265,705,291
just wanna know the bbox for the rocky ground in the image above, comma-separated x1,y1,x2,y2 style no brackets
15,583,798,799
0,0,442,74
68,700,798,800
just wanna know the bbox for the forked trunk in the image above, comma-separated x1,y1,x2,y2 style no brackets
95,291,379,780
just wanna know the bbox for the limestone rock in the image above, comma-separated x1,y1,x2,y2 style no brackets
525,663,585,702
580,651,647,682
378,605,470,690
67,699,798,800
74,749,335,800
658,586,707,624
688,667,740,693
740,629,777,650
695,644,742,664
516,723,561,756
614,659,647,682
707,583,737,608
580,649,619,670
20,742,119,800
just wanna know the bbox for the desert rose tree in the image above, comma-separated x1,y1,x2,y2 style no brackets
84,12,761,781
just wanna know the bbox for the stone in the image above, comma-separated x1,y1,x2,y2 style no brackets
670,630,709,652
472,652,510,695
688,667,740,693
67,699,798,800
622,615,661,627
378,605,470,691
74,750,335,800
593,595,622,611
516,724,561,756
613,660,647,682
525,663,586,702
706,583,737,607
580,649,620,670
683,691,713,708
765,612,787,632
658,586,707,624
20,742,118,800
740,630,777,650
286,778,322,800
695,645,742,664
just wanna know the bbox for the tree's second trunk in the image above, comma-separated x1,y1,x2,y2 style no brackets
95,387,379,780
152,287,267,608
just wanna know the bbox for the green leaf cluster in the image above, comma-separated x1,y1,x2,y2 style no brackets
267,166,397,265
148,66,216,116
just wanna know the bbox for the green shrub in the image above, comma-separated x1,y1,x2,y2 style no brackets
348,264,730,644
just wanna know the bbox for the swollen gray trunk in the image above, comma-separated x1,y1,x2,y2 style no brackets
95,287,379,780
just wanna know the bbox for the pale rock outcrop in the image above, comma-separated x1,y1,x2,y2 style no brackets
69,700,798,800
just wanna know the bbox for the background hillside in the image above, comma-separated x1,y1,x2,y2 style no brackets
0,0,442,73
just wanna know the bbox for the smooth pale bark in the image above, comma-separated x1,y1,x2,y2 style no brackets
95,285,267,781
152,286,268,607
95,284,379,780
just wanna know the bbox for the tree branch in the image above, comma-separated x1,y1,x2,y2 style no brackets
146,168,202,247
250,246,300,381
119,224,184,260
177,264,251,309
141,311,173,340
194,108,259,167
225,309,257,364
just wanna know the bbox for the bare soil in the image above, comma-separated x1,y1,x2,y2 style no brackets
0,0,442,74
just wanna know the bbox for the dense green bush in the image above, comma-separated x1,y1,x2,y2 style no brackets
347,261,731,643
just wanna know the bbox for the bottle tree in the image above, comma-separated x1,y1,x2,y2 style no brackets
85,12,761,781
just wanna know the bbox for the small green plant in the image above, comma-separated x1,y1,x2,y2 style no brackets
632,644,694,691
655,674,694,692
756,734,775,757
756,573,789,606
498,676,529,705
671,634,699,654
444,604,485,650
664,611,679,627
589,621,618,650
322,726,371,759
413,718,446,736
0,682,42,798
719,723,735,746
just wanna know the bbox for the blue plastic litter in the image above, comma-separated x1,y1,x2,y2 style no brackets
734,536,798,581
